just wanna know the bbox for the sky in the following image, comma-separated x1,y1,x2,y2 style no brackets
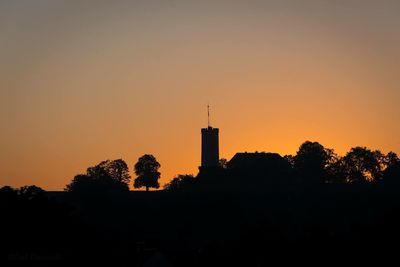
1,0,400,190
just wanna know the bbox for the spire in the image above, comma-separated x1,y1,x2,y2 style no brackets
207,104,210,127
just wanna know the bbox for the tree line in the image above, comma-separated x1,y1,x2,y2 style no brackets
61,140,400,194
287,141,399,184
65,154,161,193
3,140,398,195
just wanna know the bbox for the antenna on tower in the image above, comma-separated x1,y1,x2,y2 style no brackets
207,104,210,127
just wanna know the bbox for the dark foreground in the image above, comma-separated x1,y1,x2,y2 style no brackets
2,177,400,267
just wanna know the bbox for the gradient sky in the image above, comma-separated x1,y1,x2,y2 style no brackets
1,0,400,190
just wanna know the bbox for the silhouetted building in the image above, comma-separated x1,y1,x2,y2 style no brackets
228,152,285,170
200,126,219,170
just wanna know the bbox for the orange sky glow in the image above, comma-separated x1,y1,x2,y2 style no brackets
1,1,399,190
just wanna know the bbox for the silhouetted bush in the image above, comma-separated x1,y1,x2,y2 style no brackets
164,174,196,191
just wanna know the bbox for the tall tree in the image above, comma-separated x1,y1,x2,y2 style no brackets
294,141,333,184
134,154,161,191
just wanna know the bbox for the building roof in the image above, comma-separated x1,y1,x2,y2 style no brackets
227,152,285,170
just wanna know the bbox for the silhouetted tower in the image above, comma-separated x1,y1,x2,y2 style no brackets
200,105,219,170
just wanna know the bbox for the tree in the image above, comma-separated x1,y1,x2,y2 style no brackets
294,141,333,184
383,152,399,168
283,155,295,168
95,159,131,185
134,154,161,191
0,186,18,205
382,161,400,186
164,174,196,191
325,155,347,184
65,159,130,193
343,147,382,183
18,185,46,200
65,174,93,193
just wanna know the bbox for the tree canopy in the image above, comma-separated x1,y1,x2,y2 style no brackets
65,159,130,193
164,174,196,191
134,154,161,191
294,141,333,184
343,147,382,183
284,142,400,185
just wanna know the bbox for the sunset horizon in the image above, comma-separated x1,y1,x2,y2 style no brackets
1,0,399,190
2,2,400,265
